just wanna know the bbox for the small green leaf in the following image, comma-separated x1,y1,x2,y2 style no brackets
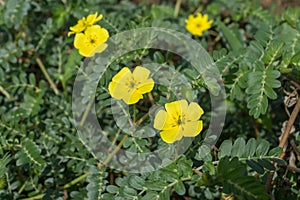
218,21,243,52
218,140,232,159
106,185,119,194
244,138,257,157
256,140,270,156
128,175,145,190
174,181,186,195
247,160,264,174
231,138,245,158
258,159,276,171
268,147,283,156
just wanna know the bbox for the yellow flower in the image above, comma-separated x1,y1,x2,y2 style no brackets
68,12,103,36
74,25,109,57
108,66,154,105
185,13,213,36
153,100,204,144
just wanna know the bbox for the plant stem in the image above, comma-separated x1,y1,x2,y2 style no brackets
266,97,300,192
174,0,181,17
0,85,12,99
98,134,129,169
148,92,155,106
279,98,300,149
99,104,152,169
21,173,91,200
79,98,94,128
133,104,136,124
62,172,90,189
135,107,156,126
36,57,59,95
194,4,203,14
21,194,44,200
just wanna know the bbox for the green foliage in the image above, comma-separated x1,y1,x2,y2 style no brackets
218,138,284,173
0,0,299,199
15,139,45,169
218,157,269,200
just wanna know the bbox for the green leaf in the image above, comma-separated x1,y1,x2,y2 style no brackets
224,176,269,200
218,21,243,52
218,140,232,159
106,185,119,194
218,157,247,179
15,139,45,168
0,154,10,178
247,160,264,174
128,175,145,190
231,137,246,158
142,192,159,200
258,159,275,171
122,186,137,198
174,181,186,195
268,147,283,156
144,180,166,191
3,0,31,29
87,166,107,200
244,138,257,157
256,140,270,156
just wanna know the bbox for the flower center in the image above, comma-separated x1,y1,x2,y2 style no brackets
196,23,201,28
177,114,186,126
177,117,182,125
129,81,135,88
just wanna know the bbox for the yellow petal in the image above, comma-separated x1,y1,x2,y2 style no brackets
85,43,108,57
78,45,96,57
108,82,121,100
95,14,103,22
186,102,204,121
85,25,109,44
74,33,86,49
86,12,103,25
109,81,129,100
86,13,97,24
153,110,167,130
69,19,86,33
68,31,75,37
181,120,203,137
165,100,188,119
122,90,143,105
133,66,151,83
160,127,180,144
112,67,131,82
137,78,154,94
153,109,180,131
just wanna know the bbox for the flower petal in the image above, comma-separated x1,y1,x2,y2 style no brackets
112,67,131,83
133,66,151,83
87,43,108,57
153,110,167,130
185,102,204,121
122,90,143,105
78,46,95,57
74,33,86,49
160,127,180,144
86,12,103,25
137,78,154,94
85,25,109,44
182,120,203,137
67,31,75,37
165,100,188,119
108,82,124,100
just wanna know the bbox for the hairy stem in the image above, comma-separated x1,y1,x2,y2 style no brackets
174,0,181,17
0,85,12,99
36,58,59,95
